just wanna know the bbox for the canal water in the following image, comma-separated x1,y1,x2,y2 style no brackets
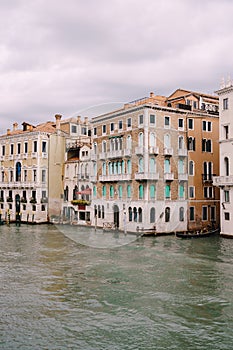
0,224,233,350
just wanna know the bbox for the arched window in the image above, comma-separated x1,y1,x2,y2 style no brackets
139,184,144,199
73,186,77,200
127,160,132,174
128,207,132,221
224,157,229,176
133,207,137,222
164,134,171,148
15,162,21,182
149,132,156,147
117,161,121,174
64,185,69,201
179,207,184,222
127,185,131,198
178,136,184,149
102,205,105,219
121,160,125,174
81,164,84,177
150,158,156,173
102,162,106,175
150,185,156,199
85,164,89,177
189,160,194,175
94,205,97,217
93,142,97,154
93,162,97,176
102,185,106,197
164,159,170,173
139,158,144,173
118,185,123,198
138,132,143,147
178,159,184,174
93,186,97,197
108,162,112,175
102,140,107,152
110,185,114,198
165,207,170,222
150,208,156,223
138,207,142,222
127,135,132,149
98,205,101,218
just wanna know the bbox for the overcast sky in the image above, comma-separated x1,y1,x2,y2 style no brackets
0,0,233,133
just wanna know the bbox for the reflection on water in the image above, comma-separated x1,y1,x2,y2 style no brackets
0,224,233,350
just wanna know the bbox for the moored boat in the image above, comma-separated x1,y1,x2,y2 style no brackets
175,228,219,239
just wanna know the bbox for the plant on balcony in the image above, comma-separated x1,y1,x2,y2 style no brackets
0,197,4,202
7,197,13,202
71,199,90,206
21,197,27,203
41,197,48,203
29,197,37,204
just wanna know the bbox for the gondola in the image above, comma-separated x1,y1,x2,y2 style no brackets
175,228,219,239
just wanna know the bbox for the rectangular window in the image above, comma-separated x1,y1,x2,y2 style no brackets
187,137,195,151
188,118,194,130
224,190,230,203
189,186,195,198
139,115,143,124
223,125,229,139
42,141,47,153
165,116,170,127
42,170,46,183
118,120,123,130
10,144,14,155
179,184,184,199
33,169,37,182
93,127,97,136
193,101,197,109
202,206,208,221
110,123,114,132
165,185,171,199
223,98,228,110
33,141,37,152
81,127,87,135
127,118,132,128
24,170,27,181
71,125,77,133
24,142,28,154
208,122,212,131
17,143,21,154
150,114,155,124
225,212,230,221
178,118,183,129
102,125,106,134
202,120,207,131
2,145,5,156
189,206,195,221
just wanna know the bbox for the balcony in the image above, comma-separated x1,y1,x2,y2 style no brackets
178,148,188,157
149,146,159,155
42,152,48,159
135,146,144,155
163,147,173,156
91,154,97,161
107,150,123,159
124,149,131,157
31,152,37,158
90,176,97,182
202,174,215,183
99,152,107,160
164,172,174,181
213,175,233,187
135,172,159,181
99,174,131,182
178,173,188,181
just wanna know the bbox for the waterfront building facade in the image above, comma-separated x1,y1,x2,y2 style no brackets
91,90,220,233
0,115,65,223
213,82,233,237
62,116,93,224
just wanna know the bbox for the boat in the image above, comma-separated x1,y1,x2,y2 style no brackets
175,228,219,239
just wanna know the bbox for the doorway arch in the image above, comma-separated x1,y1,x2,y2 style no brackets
113,204,119,228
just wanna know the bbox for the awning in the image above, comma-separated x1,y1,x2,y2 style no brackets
76,188,92,195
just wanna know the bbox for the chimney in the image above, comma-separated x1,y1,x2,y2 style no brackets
84,117,88,124
55,114,62,130
150,92,155,98
7,129,11,135
13,122,18,131
77,116,81,124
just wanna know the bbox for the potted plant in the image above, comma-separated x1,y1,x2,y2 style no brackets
29,197,37,204
71,199,90,209
21,197,27,203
